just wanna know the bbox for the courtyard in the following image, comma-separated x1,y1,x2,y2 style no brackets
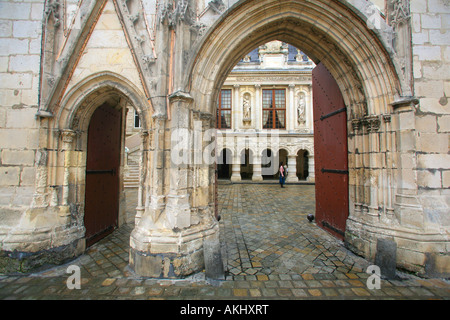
0,183,449,302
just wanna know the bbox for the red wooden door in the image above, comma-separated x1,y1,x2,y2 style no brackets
84,103,122,246
312,63,349,240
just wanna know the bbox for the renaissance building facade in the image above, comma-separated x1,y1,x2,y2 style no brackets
211,40,314,182
0,0,449,278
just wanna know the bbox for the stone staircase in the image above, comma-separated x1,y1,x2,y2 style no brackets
124,159,140,188
123,133,141,189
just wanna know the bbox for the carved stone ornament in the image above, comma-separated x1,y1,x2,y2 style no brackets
389,0,411,28
45,0,61,28
159,0,194,28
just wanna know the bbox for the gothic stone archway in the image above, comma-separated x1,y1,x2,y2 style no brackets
181,0,427,275
127,0,447,278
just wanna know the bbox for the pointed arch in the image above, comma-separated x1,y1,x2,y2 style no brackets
186,0,401,119
56,71,151,132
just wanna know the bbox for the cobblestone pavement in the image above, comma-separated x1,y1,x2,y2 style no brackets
0,183,449,302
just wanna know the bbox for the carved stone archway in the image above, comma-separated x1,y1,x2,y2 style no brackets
174,0,435,276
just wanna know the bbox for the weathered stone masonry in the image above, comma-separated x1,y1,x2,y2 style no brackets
0,0,448,277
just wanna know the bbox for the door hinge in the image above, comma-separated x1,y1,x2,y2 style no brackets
320,107,346,121
321,168,348,174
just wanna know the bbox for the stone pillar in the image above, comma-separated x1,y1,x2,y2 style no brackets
130,93,222,279
252,154,263,181
351,119,363,216
391,98,424,229
165,91,192,230
230,156,241,182
382,114,395,219
129,112,169,277
288,84,295,132
306,85,313,132
364,115,381,220
255,84,261,131
60,129,77,216
286,154,298,182
307,154,315,183
233,85,240,130
135,129,149,224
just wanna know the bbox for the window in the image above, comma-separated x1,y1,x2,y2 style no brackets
134,110,141,128
217,89,232,129
262,89,286,129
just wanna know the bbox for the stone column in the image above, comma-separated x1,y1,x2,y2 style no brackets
364,115,381,220
230,155,241,182
60,129,76,216
351,119,363,216
286,154,298,182
288,84,295,132
306,85,313,132
233,85,240,131
135,129,149,224
382,114,395,219
252,154,263,181
255,84,261,131
307,154,315,183
129,112,169,277
130,93,222,279
165,91,192,230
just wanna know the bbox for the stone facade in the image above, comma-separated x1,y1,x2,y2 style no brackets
0,0,448,277
218,41,315,183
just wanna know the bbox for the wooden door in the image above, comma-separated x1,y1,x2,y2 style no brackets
312,63,349,240
84,103,122,246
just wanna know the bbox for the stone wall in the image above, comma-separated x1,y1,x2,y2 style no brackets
0,1,43,210
410,0,450,276
0,0,43,258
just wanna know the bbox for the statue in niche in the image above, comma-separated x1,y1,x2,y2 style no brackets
297,93,306,125
243,93,251,122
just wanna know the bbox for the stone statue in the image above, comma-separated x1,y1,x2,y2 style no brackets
297,93,306,125
243,93,251,121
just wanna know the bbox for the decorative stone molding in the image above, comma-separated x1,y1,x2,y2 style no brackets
351,119,362,132
363,116,381,133
45,0,61,28
387,0,413,96
168,90,194,103
390,96,420,111
158,0,195,28
60,129,77,144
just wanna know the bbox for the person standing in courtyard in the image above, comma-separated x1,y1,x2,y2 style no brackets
279,162,285,188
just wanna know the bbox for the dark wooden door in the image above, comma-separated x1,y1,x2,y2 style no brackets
84,103,122,247
312,62,349,240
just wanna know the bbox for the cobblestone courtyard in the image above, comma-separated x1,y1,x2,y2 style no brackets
0,183,449,301
218,182,368,277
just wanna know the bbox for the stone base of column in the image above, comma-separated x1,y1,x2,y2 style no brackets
230,174,241,182
286,175,298,183
230,163,241,182
129,222,221,279
252,175,263,182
